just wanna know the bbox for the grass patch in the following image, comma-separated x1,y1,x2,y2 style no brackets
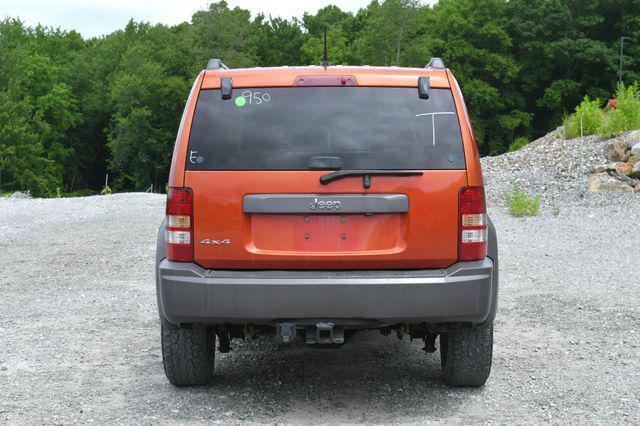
563,96,605,139
504,182,540,217
563,83,640,139
508,136,530,152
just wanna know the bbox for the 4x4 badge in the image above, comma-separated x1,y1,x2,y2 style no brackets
201,239,231,245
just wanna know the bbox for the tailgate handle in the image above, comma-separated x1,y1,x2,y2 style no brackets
243,194,409,214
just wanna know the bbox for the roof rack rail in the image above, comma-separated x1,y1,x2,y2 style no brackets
206,59,229,70
425,57,445,69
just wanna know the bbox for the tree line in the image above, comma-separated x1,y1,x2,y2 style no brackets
0,0,638,196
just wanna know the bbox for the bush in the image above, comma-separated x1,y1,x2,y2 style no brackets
508,136,530,152
598,84,640,137
504,182,540,217
563,96,605,139
100,185,112,195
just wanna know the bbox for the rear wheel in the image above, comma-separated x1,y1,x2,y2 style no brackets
440,323,493,387
161,322,215,386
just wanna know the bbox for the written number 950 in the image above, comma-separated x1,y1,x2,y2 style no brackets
241,90,271,104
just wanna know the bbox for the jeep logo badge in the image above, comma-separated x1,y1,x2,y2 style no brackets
308,198,341,211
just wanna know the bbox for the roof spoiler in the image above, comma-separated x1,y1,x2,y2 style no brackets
425,57,445,69
206,58,229,70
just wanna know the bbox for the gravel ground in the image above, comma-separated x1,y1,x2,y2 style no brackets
481,128,639,209
1,139,639,423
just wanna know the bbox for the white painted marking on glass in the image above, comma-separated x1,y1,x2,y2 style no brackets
432,115,435,146
415,112,456,146
414,112,456,117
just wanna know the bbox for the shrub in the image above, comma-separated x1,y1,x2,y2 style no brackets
563,96,605,139
100,185,112,195
598,84,640,137
504,182,540,217
508,136,530,152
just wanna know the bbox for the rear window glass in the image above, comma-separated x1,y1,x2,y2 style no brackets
187,87,464,170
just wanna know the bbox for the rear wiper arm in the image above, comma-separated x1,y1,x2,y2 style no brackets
320,170,424,189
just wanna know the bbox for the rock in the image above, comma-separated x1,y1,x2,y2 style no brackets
587,173,634,193
617,172,640,187
623,130,640,147
605,141,630,162
629,155,640,165
631,142,640,158
635,184,640,194
10,191,31,199
590,163,617,174
631,162,640,179
615,162,633,176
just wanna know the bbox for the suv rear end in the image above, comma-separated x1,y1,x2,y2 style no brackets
156,59,498,387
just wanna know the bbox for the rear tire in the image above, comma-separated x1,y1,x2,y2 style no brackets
161,322,215,386
440,323,493,387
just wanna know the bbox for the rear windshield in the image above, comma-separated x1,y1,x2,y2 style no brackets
187,87,465,170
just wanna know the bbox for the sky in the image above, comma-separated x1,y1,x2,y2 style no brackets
0,0,403,38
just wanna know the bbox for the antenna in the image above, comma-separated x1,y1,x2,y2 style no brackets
321,26,330,67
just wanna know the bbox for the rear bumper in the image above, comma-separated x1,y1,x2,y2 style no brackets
156,258,497,327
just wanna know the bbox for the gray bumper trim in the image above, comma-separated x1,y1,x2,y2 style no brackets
157,258,495,326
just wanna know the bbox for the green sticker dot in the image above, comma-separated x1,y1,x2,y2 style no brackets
235,96,246,107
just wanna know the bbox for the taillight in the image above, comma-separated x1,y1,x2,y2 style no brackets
165,188,193,262
459,186,487,262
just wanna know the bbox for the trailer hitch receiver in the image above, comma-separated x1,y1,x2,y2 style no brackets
306,322,344,344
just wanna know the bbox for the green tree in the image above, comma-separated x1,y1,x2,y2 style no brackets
0,89,60,196
507,0,613,138
190,1,256,68
252,16,304,66
408,0,525,153
107,53,188,190
300,6,357,65
353,0,421,66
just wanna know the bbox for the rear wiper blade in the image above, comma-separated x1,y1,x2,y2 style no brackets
320,170,423,188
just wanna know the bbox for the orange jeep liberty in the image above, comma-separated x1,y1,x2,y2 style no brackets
156,58,498,387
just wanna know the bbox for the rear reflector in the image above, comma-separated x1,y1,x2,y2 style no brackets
165,188,193,262
461,229,487,243
166,230,191,244
459,187,487,261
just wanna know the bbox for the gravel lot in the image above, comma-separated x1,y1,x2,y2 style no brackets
1,142,639,423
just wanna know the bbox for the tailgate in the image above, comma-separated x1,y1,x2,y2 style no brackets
186,170,466,269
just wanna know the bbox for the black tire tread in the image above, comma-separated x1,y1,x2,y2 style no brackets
440,324,493,387
161,322,215,386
